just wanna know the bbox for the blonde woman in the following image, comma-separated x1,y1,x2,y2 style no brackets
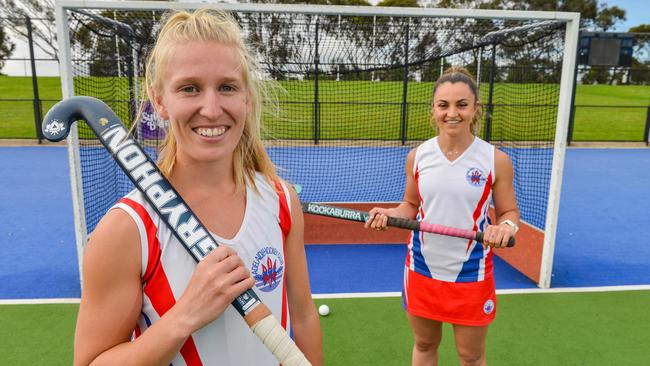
73,9,322,366
366,67,519,366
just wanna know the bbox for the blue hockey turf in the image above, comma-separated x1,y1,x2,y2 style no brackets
0,147,649,298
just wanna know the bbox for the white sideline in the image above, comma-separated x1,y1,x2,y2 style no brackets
0,298,81,305
313,284,650,299
2,285,650,305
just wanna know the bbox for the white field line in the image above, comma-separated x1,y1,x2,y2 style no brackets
2,285,650,304
0,298,81,305
312,284,650,299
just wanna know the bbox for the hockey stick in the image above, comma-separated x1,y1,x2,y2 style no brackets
302,201,515,247
42,96,310,366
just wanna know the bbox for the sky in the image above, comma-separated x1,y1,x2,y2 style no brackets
2,0,647,77
603,0,648,32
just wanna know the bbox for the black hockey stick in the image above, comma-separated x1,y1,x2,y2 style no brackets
42,96,310,366
302,202,515,247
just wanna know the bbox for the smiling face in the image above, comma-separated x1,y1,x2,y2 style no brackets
431,81,479,138
152,41,250,167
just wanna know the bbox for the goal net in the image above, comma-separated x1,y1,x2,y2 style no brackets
55,1,579,288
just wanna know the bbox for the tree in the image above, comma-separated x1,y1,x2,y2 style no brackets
0,26,16,74
475,0,625,31
71,9,161,77
377,0,418,6
628,24,650,85
630,24,650,33
0,0,57,59
594,5,626,31
629,24,650,56
242,0,374,80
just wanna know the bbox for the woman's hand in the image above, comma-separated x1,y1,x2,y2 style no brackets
364,208,394,231
172,246,255,333
481,223,516,248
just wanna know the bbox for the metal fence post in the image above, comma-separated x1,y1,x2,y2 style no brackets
313,19,320,145
484,44,497,142
643,105,650,146
566,36,581,146
26,16,44,143
400,19,410,145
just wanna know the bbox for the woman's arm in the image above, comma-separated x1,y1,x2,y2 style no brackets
74,209,254,366
365,148,420,230
483,149,520,248
74,208,186,365
284,186,324,366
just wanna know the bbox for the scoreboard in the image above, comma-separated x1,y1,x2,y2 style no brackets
578,32,635,67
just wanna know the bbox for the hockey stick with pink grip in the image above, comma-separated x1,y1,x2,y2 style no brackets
302,202,515,247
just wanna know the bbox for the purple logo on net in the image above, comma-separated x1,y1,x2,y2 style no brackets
137,101,166,140
251,247,285,292
466,167,487,187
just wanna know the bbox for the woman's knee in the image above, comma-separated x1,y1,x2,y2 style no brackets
456,347,485,366
408,314,443,353
453,324,488,366
413,336,441,352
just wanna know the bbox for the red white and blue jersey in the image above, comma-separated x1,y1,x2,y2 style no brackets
407,136,495,283
112,172,292,366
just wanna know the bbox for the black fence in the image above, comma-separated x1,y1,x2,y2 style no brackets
1,16,649,144
567,64,650,144
1,16,59,142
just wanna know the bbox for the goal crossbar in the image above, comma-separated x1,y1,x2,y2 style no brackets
55,1,580,289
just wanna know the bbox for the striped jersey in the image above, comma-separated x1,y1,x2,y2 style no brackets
407,136,495,283
112,172,292,366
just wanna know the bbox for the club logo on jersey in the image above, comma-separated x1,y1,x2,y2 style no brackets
44,119,66,136
483,299,495,315
466,167,487,187
251,246,285,292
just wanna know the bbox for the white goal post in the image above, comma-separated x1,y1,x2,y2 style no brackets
55,0,579,289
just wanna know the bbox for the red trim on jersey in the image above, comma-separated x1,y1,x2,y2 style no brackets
414,163,426,222
119,197,203,366
119,198,160,284
274,181,292,238
466,172,493,254
406,163,425,269
405,232,413,269
274,181,291,331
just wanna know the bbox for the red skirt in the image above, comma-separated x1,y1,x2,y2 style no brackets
402,267,496,326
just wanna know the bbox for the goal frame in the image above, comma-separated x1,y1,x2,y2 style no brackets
55,0,580,289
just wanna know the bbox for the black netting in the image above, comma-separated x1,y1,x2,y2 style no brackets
66,8,565,233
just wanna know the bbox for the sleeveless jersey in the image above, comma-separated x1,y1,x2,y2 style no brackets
112,172,292,366
406,136,495,283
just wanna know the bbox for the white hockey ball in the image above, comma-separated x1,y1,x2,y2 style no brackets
318,304,330,316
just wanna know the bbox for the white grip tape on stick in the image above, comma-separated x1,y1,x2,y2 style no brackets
251,315,311,366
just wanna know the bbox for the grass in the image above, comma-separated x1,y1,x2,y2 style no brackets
0,76,63,139
0,76,132,139
2,290,649,365
267,81,563,141
572,85,649,141
0,304,77,365
1,76,648,141
316,291,650,365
